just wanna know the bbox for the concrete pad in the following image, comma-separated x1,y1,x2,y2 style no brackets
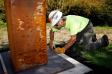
58,54,92,74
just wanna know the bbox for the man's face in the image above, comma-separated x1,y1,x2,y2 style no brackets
54,20,64,29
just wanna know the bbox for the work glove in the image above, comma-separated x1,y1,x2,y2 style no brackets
54,47,65,54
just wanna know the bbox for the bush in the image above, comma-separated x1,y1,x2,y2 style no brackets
0,19,6,28
0,0,6,23
47,0,112,26
47,0,106,15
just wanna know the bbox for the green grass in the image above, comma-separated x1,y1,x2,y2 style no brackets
0,20,6,29
95,26,112,29
82,43,112,69
0,25,6,36
0,20,7,35
94,26,112,34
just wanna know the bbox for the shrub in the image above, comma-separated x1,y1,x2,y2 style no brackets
47,0,112,26
47,0,106,16
0,0,6,22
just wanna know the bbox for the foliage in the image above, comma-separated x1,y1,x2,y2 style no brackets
47,0,112,26
47,0,106,15
0,0,4,11
0,0,6,27
0,19,6,28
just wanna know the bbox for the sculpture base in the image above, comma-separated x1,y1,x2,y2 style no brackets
0,49,75,74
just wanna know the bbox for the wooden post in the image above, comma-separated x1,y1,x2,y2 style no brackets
4,0,47,72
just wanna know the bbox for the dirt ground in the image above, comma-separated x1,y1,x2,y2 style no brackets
0,26,112,49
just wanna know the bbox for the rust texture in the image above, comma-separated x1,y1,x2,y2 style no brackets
4,0,47,72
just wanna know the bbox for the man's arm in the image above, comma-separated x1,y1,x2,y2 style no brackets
49,29,54,49
63,35,76,51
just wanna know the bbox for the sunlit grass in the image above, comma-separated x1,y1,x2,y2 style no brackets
94,26,112,34
0,23,7,36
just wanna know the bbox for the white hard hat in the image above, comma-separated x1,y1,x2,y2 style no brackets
48,10,62,26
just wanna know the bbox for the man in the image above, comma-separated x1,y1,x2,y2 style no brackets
48,10,109,54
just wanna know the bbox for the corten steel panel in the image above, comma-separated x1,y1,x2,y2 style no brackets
4,0,47,72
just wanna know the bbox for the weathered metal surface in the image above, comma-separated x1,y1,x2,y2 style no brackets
4,0,47,71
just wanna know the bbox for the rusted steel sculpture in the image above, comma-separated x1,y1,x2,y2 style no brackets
5,0,47,71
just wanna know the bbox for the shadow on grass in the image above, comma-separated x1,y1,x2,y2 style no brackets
55,43,112,73
82,44,112,69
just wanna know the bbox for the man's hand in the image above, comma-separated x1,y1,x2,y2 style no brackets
54,48,65,54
